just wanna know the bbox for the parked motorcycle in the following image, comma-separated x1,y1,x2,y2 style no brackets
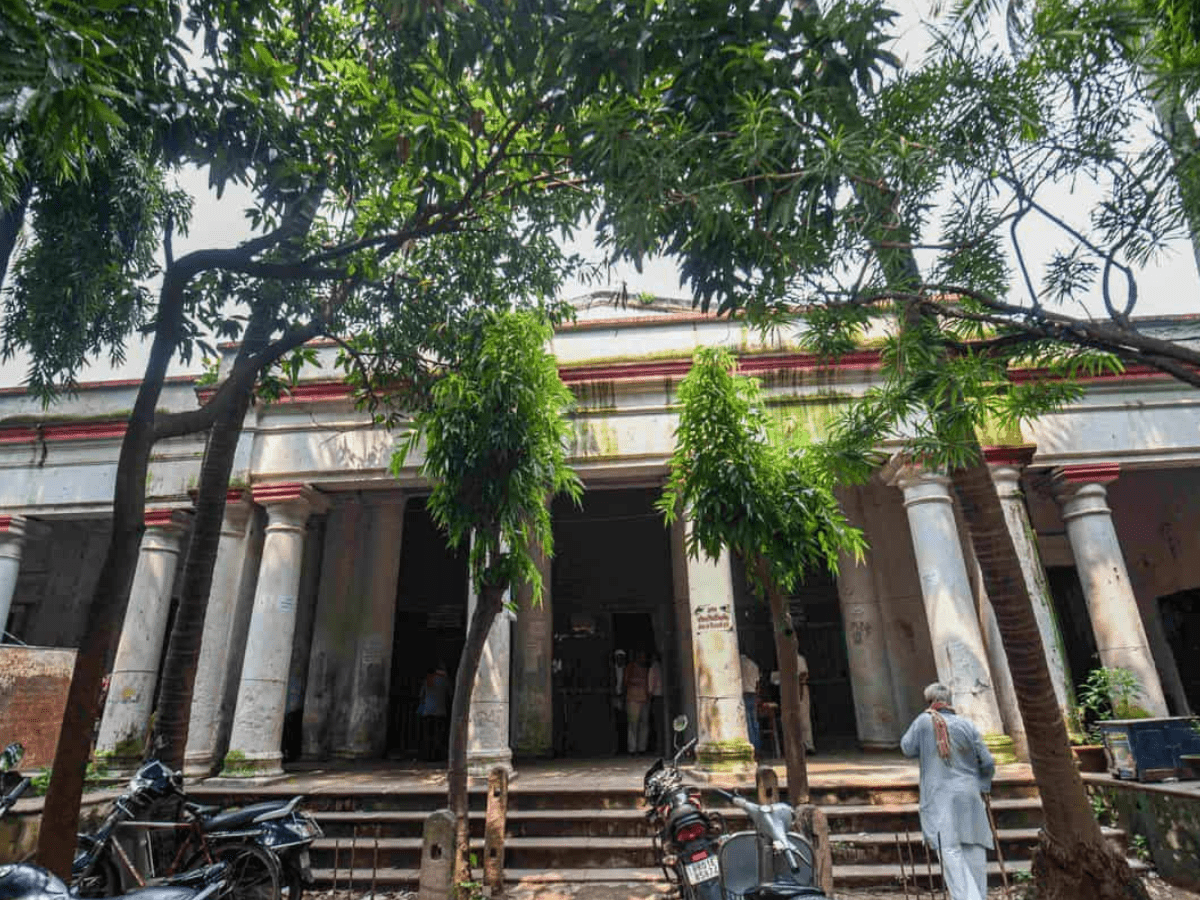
643,718,726,900
0,764,228,900
711,789,826,900
72,761,318,900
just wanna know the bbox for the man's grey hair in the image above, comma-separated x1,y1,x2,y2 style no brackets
924,682,952,705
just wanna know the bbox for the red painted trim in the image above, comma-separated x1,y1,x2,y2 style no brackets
1056,462,1121,484
982,445,1037,468
0,420,128,444
0,375,196,398
144,508,185,528
252,482,307,505
0,515,13,532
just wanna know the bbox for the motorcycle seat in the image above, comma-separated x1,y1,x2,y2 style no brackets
0,864,70,900
121,888,196,900
183,802,221,819
197,800,289,831
745,886,829,900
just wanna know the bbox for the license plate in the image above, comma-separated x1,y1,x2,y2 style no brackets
684,854,720,885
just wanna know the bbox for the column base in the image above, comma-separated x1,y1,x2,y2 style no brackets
182,752,218,779
983,733,1018,766
220,749,284,777
468,748,515,779
858,740,901,752
92,752,141,779
694,739,756,773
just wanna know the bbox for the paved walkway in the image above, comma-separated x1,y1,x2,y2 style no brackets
195,753,1034,794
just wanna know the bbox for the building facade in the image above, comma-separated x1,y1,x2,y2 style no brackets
1,295,1197,776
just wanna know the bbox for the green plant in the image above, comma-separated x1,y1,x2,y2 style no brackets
1089,790,1117,827
1075,667,1151,743
1130,834,1151,863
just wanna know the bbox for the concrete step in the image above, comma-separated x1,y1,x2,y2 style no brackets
310,856,1153,891
828,826,1128,866
311,797,1045,841
311,825,1128,873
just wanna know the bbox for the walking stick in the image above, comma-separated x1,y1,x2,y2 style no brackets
984,792,1011,900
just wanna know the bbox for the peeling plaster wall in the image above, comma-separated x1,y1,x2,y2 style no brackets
1089,778,1200,890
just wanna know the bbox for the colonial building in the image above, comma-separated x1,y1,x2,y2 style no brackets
1,294,1196,776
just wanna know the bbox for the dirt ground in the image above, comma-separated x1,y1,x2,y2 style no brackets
313,874,1200,900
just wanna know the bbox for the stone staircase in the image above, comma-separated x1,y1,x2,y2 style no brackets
190,771,1142,892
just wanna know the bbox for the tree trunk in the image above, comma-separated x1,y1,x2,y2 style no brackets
754,555,808,804
35,268,191,879
448,573,506,894
949,461,1147,899
148,304,273,768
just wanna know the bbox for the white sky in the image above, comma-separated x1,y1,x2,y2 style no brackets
2,0,1198,391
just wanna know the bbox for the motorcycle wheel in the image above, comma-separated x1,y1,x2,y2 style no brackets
190,843,282,900
73,848,121,898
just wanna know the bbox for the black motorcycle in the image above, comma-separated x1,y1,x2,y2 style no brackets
0,760,228,900
643,717,726,900
73,761,318,900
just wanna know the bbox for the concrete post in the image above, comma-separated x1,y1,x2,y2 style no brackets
0,516,29,640
418,809,456,900
682,520,754,772
670,515,698,737
834,487,902,749
483,767,508,896
225,483,328,775
183,491,255,777
985,448,1075,725
1053,465,1169,716
467,557,515,777
885,462,1012,760
96,509,191,769
341,493,405,758
512,534,553,757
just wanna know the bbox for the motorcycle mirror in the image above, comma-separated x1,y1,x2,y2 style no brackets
672,715,688,733
0,743,24,772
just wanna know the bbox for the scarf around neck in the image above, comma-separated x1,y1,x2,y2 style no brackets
926,701,955,761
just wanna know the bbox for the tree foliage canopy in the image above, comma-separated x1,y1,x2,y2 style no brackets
392,308,582,600
659,346,864,596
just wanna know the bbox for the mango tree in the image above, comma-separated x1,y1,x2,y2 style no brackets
659,346,865,889
389,308,581,891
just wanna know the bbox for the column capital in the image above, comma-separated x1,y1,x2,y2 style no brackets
0,515,28,541
982,444,1037,469
883,460,953,509
252,483,329,527
144,508,193,532
1054,462,1120,486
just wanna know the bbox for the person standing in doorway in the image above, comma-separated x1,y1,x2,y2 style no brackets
796,651,816,755
625,650,651,754
417,662,451,761
648,652,664,753
611,649,628,755
740,653,761,755
900,682,996,900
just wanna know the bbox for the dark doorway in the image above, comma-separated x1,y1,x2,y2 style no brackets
1160,588,1200,714
1046,565,1099,689
386,497,469,759
550,488,676,758
733,564,857,751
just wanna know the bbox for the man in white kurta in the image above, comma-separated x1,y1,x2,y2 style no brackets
900,682,996,900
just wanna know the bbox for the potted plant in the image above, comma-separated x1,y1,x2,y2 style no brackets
1070,667,1151,774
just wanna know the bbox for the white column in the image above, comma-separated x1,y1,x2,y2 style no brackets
986,449,1075,725
226,484,328,775
0,516,29,639
1054,465,1168,716
183,491,255,777
512,533,553,757
467,575,515,778
835,489,902,749
96,509,192,769
886,462,1011,756
682,519,753,771
341,493,405,758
